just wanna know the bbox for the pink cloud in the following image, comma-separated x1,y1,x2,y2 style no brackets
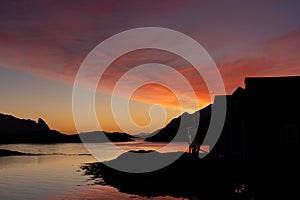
0,0,299,111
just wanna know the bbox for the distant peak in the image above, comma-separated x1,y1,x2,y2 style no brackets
37,118,50,130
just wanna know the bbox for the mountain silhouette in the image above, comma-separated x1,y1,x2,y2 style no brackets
0,113,50,134
145,87,245,144
145,105,211,143
0,114,133,143
79,131,134,143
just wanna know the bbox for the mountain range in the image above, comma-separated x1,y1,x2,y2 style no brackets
0,113,133,144
2,76,299,150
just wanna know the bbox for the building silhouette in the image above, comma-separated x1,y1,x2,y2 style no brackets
207,76,300,161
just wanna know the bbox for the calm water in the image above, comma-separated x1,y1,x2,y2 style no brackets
0,141,189,200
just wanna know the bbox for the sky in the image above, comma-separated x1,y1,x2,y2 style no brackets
0,0,299,134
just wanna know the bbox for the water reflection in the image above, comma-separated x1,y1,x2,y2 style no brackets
0,155,96,200
0,143,192,200
0,143,255,199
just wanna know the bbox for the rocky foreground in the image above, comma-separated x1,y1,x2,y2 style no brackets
82,150,299,199
0,149,33,157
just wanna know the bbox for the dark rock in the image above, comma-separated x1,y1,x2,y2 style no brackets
37,118,50,130
0,149,31,157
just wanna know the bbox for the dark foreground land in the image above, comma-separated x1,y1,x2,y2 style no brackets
0,149,34,157
82,151,299,200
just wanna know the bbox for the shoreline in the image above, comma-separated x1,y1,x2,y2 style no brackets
0,149,91,157
0,149,34,157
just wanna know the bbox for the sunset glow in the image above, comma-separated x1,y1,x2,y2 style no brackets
0,0,299,134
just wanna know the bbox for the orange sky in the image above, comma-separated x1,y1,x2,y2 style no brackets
0,1,299,134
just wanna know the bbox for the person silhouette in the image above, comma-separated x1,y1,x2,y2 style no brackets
187,127,198,154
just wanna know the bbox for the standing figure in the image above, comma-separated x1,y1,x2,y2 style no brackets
187,127,199,154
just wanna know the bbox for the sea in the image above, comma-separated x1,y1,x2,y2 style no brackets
0,140,190,200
